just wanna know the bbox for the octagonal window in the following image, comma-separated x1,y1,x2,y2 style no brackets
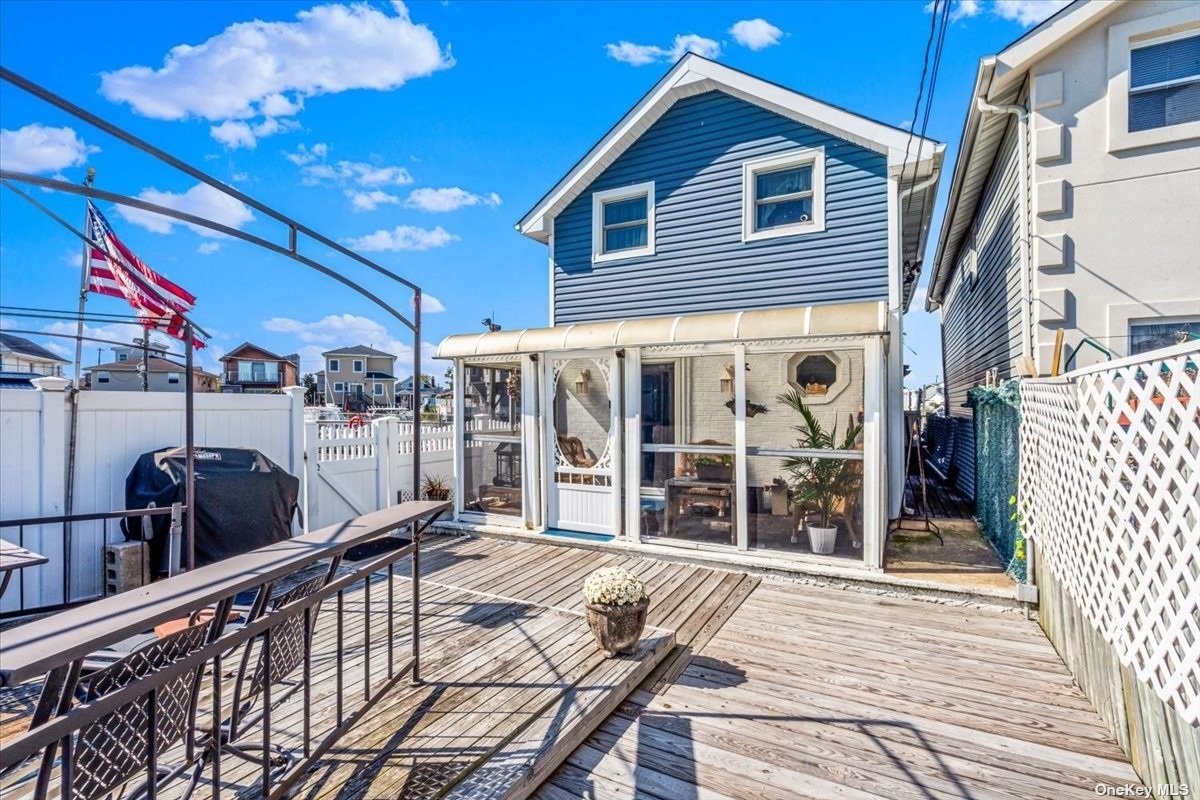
786,351,847,404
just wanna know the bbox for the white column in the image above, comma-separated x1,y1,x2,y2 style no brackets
302,419,319,533
623,348,643,543
733,345,749,551
520,356,541,529
374,417,393,509
452,361,465,520
862,337,886,570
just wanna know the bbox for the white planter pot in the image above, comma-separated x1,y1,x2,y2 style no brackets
808,525,838,555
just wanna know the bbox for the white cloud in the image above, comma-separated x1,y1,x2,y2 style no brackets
925,0,982,22
344,225,457,252
0,124,99,173
420,294,446,313
116,182,254,238
347,189,400,212
209,121,256,149
197,241,222,255
605,34,720,66
100,1,452,148
286,143,413,188
993,0,1069,26
284,142,329,166
404,187,502,213
729,19,783,50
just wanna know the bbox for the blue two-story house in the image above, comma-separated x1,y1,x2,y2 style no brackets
437,55,943,571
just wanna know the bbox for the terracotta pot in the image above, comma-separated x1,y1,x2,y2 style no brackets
585,598,649,657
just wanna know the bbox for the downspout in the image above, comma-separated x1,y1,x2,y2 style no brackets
975,96,1033,369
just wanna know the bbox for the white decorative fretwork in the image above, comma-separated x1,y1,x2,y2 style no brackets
1019,342,1200,725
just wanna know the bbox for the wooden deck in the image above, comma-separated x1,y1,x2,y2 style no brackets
537,573,1141,799
2,534,1141,799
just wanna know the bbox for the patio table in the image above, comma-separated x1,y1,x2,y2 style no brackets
0,539,48,600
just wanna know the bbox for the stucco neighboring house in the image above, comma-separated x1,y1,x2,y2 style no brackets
435,54,944,571
926,0,1200,498
0,333,68,381
219,342,299,393
322,345,397,410
83,350,219,391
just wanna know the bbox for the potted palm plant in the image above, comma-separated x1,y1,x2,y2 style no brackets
421,473,451,501
777,389,862,555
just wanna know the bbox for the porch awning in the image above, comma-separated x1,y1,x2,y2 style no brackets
436,301,885,359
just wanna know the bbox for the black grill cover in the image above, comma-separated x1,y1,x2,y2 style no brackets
124,447,299,570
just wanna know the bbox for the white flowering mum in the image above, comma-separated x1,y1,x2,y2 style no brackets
582,567,647,606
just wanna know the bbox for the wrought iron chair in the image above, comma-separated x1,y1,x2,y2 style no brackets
35,620,213,800
181,570,332,798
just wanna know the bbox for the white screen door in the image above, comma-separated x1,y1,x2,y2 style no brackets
545,352,620,535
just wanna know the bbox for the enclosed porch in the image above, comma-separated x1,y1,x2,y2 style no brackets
437,302,897,570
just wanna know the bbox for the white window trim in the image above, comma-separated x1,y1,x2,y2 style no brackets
1107,7,1200,153
328,358,340,373
353,359,364,372
168,372,181,384
350,382,363,395
96,371,110,383
333,381,345,393
374,383,384,396
742,147,826,242
591,181,655,264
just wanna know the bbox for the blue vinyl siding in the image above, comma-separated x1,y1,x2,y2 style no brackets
551,91,889,324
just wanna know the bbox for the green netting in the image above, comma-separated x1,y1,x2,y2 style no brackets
967,380,1026,581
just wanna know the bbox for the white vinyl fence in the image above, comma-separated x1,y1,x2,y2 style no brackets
1019,341,1200,727
0,380,453,612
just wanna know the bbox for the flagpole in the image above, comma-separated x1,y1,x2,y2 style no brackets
62,167,95,605
72,168,95,386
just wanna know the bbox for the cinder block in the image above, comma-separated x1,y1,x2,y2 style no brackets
105,541,150,594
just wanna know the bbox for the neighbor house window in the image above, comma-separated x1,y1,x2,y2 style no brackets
591,182,655,263
96,371,110,384
374,383,384,396
334,382,345,393
168,372,181,384
328,359,340,372
743,148,826,241
117,353,128,362
353,359,364,372
1129,33,1200,132
1130,318,1200,354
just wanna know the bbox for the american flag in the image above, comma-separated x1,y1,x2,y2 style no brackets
84,201,204,348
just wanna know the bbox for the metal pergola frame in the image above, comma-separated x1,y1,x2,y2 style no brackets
0,66,427,573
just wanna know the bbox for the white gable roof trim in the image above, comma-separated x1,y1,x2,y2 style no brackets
518,54,942,243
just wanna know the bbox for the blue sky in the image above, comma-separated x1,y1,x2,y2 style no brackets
0,0,1067,384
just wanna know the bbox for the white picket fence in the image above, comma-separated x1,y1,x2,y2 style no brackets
1019,341,1200,725
0,381,453,612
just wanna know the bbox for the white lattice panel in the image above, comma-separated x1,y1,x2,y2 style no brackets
1019,342,1200,725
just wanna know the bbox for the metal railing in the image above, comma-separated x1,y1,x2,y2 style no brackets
0,501,447,799
0,505,183,617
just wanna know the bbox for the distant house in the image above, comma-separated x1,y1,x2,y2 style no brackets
219,342,299,394
396,375,438,412
85,341,218,392
312,370,327,404
926,0,1200,498
322,345,397,411
0,332,68,383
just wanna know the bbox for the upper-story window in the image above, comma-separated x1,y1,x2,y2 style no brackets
353,359,365,372
1129,33,1200,132
117,353,128,362
329,358,340,373
742,148,826,241
591,182,655,263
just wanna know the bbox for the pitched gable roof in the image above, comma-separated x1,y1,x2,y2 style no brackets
518,53,943,244
322,345,395,358
221,341,299,365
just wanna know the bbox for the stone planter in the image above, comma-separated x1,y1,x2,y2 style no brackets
808,524,838,555
585,598,649,657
